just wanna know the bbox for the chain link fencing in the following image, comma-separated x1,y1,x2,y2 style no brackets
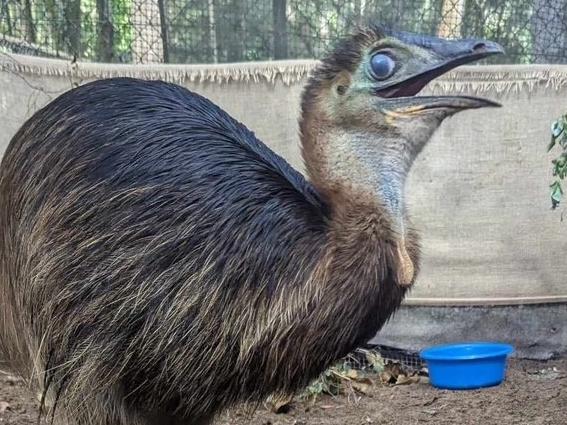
1,1,566,65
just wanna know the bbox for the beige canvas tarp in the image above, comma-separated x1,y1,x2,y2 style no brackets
1,53,567,306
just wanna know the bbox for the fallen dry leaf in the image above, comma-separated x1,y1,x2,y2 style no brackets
378,361,424,386
351,381,373,394
364,350,385,373
0,401,10,413
385,362,403,376
379,370,394,384
344,369,362,380
4,375,20,386
395,374,421,386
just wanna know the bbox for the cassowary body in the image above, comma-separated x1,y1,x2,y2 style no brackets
0,27,503,424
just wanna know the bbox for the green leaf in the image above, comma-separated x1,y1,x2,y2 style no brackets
548,115,567,210
552,120,564,138
551,181,563,208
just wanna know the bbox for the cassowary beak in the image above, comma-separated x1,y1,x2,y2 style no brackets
383,95,501,116
377,34,505,112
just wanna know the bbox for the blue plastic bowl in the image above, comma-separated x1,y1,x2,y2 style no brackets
420,342,514,390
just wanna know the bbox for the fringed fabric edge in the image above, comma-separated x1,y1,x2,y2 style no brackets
0,53,317,85
424,65,567,95
2,52,567,94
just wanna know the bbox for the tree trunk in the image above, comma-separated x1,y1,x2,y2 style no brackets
393,0,407,26
208,0,218,63
438,0,466,39
272,0,287,60
353,0,367,21
354,0,361,18
23,0,36,43
1,0,13,35
96,0,114,62
226,0,243,62
64,0,82,58
45,0,62,52
531,0,567,64
157,0,169,63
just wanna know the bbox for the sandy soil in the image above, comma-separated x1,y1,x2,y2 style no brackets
1,359,565,425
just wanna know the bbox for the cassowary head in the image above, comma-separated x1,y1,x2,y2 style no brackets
302,25,504,139
301,26,504,207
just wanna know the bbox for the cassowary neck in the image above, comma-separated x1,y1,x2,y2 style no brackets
303,127,412,235
301,118,418,286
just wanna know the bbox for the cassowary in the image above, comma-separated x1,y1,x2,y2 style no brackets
0,26,503,424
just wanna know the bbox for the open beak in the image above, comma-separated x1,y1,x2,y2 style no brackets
377,33,505,112
385,95,501,115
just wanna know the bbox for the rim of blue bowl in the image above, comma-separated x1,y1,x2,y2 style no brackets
420,342,514,361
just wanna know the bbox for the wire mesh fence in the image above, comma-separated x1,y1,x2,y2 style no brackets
1,0,566,65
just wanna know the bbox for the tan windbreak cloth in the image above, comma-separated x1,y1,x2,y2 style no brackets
2,52,567,305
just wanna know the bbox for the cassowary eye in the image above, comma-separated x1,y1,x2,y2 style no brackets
369,53,396,80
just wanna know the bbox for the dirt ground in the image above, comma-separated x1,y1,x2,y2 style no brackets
1,359,565,425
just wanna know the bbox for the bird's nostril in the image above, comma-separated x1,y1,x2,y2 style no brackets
472,42,487,52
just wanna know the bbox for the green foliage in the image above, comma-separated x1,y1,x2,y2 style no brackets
80,0,97,60
79,0,133,62
0,0,563,64
112,0,134,61
462,0,534,64
548,114,567,209
300,349,384,400
302,365,344,399
286,0,447,60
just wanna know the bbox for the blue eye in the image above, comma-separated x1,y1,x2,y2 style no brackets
370,53,396,80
